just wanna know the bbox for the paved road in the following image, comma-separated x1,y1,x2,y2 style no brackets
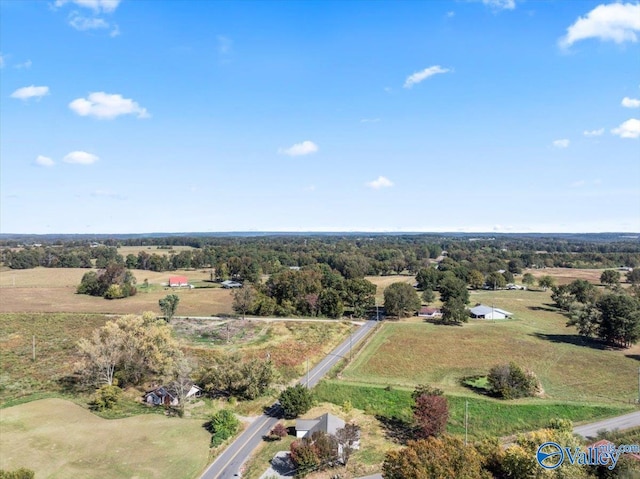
574,410,640,439
200,320,378,479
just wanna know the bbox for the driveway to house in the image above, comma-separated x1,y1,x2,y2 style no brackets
199,319,378,479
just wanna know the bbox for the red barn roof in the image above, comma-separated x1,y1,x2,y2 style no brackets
169,276,189,286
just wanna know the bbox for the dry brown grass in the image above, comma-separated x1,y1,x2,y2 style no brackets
525,268,607,285
365,275,415,303
0,267,233,315
117,245,196,256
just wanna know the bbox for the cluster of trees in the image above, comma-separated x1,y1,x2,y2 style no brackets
76,312,183,388
194,354,276,400
289,424,361,476
5,235,639,276
231,267,376,318
77,263,137,299
382,418,633,478
552,278,640,348
487,362,541,399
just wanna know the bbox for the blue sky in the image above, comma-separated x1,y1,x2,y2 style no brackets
1,0,639,234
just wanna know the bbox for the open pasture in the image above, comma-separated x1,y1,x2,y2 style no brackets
0,267,233,315
0,398,210,479
117,245,197,256
342,289,639,404
365,275,415,303
525,267,609,286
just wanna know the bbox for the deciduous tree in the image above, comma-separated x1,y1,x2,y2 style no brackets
384,282,421,318
232,285,256,320
159,294,180,321
279,384,313,418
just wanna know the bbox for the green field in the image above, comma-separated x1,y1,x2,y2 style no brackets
314,381,632,439
0,398,210,478
343,289,638,404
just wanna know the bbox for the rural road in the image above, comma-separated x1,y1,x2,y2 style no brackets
199,319,378,479
573,410,640,439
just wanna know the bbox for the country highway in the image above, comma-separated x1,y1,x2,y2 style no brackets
199,319,378,479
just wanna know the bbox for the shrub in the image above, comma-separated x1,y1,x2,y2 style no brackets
89,384,122,410
208,409,240,447
412,386,449,439
270,422,288,440
487,362,540,399
0,469,35,479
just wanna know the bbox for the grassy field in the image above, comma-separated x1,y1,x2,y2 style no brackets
117,245,197,256
341,289,638,404
313,381,632,440
525,267,611,286
365,275,415,304
0,267,234,315
0,398,210,478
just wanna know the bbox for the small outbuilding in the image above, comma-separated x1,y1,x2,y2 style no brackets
469,304,513,320
221,280,243,288
169,275,189,287
418,307,442,319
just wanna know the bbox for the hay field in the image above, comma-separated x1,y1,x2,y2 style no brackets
0,398,210,479
117,245,196,256
343,289,638,404
365,275,415,303
0,267,233,315
525,267,608,285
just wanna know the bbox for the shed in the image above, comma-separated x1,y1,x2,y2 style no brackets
169,275,189,287
418,307,442,318
469,305,513,320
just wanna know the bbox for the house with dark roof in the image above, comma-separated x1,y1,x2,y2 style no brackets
143,386,179,406
295,413,345,439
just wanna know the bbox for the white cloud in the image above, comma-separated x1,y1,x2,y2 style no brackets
217,35,232,55
570,180,586,188
583,128,604,137
552,139,570,148
69,92,150,119
55,0,121,13
404,65,450,89
278,140,319,156
15,59,32,69
35,155,55,167
69,13,109,31
367,176,394,189
10,85,50,100
63,151,99,164
360,118,381,123
559,2,640,48
446,11,455,18
611,118,640,138
482,0,516,11
622,97,640,108
0,52,4,68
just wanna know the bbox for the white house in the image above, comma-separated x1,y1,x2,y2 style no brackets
469,304,513,320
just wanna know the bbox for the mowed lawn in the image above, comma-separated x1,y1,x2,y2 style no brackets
0,267,233,315
0,398,210,479
343,289,639,404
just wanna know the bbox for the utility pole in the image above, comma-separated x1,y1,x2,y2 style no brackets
306,357,310,388
638,367,640,403
465,400,469,446
32,335,36,362
349,325,353,361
